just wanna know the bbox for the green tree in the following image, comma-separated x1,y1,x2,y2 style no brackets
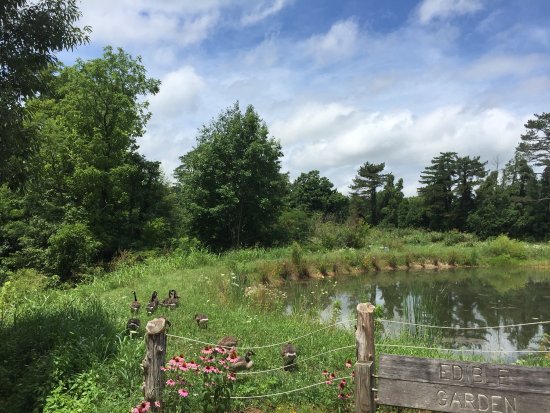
378,174,405,227
517,112,550,168
288,170,348,219
7,47,167,274
453,156,487,230
350,162,386,225
418,152,457,231
0,0,89,187
175,103,287,250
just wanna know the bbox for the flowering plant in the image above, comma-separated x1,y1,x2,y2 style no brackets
322,359,354,413
132,346,238,413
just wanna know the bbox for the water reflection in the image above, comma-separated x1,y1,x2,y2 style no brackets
282,268,550,361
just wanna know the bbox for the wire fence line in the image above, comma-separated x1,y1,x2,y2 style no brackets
377,319,550,330
167,318,356,349
166,318,550,351
229,375,353,399
377,343,550,354
239,345,356,375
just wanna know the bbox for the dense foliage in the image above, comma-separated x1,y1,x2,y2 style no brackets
0,1,549,283
0,0,90,187
174,103,287,250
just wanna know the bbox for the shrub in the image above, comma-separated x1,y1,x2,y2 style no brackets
486,235,526,259
46,222,100,281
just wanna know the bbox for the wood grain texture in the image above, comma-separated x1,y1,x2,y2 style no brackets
142,317,167,411
377,355,550,413
355,362,375,413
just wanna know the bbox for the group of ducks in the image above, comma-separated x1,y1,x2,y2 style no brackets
215,336,298,371
126,290,181,334
126,291,298,371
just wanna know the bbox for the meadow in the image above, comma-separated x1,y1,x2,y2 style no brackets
1,229,549,413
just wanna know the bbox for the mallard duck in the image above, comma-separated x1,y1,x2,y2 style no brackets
281,342,297,371
127,318,141,336
230,350,255,371
130,291,140,313
146,291,159,314
217,335,238,349
194,313,209,329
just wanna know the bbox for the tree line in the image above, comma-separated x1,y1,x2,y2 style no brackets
1,1,549,282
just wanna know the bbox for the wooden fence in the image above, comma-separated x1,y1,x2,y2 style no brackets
141,303,550,413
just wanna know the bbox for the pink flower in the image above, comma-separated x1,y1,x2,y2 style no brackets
339,379,347,389
345,359,353,368
179,362,189,371
227,372,236,381
166,379,176,387
322,369,329,376
178,388,189,397
338,392,351,399
202,346,213,355
214,346,227,354
154,401,161,408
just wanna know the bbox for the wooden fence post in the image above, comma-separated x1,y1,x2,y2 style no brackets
355,303,376,413
142,317,168,411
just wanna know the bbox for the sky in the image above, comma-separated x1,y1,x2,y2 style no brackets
60,0,550,195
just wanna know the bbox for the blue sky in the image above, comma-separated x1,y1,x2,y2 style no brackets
62,0,550,195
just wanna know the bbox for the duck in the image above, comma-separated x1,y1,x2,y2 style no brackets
130,291,140,313
146,291,159,314
127,318,141,336
217,335,238,349
281,343,297,371
230,350,255,371
194,313,209,329
170,289,180,306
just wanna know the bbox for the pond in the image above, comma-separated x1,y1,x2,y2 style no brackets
281,268,550,361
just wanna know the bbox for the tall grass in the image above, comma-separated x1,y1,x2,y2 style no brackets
1,229,549,412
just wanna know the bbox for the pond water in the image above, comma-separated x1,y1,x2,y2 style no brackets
281,268,550,361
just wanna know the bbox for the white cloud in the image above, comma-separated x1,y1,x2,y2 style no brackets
79,0,220,47
149,66,206,118
301,20,361,63
417,0,483,24
241,0,290,26
464,53,549,80
272,102,526,195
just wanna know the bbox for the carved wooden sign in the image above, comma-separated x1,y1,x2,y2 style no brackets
377,355,550,413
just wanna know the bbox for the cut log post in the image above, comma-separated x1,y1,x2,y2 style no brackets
355,303,376,413
142,317,168,411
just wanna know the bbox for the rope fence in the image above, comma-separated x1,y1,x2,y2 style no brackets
229,375,353,399
142,309,550,412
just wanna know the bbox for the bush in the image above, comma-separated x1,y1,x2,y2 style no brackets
46,222,101,281
486,235,526,259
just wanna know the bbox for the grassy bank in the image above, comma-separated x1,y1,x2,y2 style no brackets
1,229,549,412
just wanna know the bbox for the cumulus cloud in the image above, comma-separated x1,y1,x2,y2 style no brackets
79,0,220,47
272,102,526,195
149,66,206,118
417,0,483,24
301,20,361,63
241,0,291,26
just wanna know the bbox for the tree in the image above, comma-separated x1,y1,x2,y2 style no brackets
288,170,348,219
378,174,405,227
16,47,165,267
175,103,287,250
418,152,457,230
517,112,550,168
350,162,386,225
453,156,487,230
0,0,90,187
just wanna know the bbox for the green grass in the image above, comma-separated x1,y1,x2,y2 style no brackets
1,229,549,412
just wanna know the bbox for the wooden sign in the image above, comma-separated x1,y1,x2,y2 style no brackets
377,355,550,413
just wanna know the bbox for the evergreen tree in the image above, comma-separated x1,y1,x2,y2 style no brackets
418,152,457,231
350,162,386,225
